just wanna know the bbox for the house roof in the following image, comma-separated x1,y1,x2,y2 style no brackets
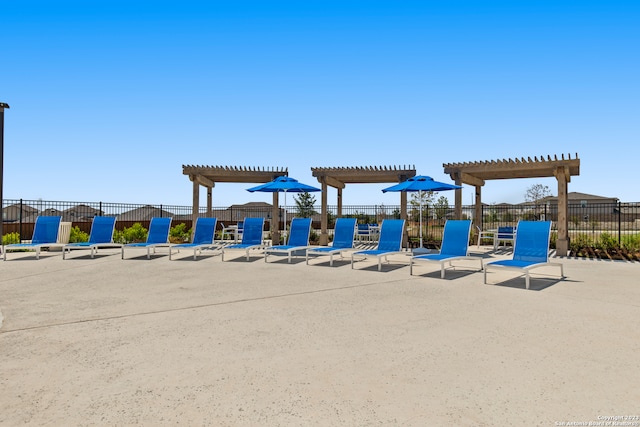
540,192,618,202
2,203,38,213
228,201,273,209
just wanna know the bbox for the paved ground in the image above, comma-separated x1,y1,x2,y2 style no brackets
1,245,639,426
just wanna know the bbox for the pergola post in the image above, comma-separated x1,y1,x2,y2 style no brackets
474,185,482,230
191,176,199,226
319,178,329,246
271,192,280,245
453,173,463,219
555,166,570,256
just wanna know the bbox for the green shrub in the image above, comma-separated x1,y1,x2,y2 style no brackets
597,233,617,252
169,223,191,243
621,233,640,253
113,223,148,244
2,232,21,245
309,229,319,243
569,234,594,254
69,226,89,243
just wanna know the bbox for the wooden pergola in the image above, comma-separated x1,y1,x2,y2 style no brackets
182,165,288,242
311,165,417,245
443,153,580,256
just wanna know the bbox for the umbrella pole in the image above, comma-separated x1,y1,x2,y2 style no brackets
419,191,423,248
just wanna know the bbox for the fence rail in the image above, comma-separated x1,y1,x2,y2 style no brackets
3,199,640,246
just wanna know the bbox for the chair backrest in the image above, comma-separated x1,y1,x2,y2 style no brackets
497,226,515,238
440,220,472,256
146,217,172,244
88,216,117,244
287,217,312,246
332,217,357,249
191,217,217,245
357,223,370,235
376,219,405,252
512,220,552,263
240,217,265,245
31,216,62,244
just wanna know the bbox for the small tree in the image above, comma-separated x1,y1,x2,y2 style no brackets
409,191,434,221
525,184,552,219
294,192,317,218
434,195,449,220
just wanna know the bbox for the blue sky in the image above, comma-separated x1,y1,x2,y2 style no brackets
2,0,638,207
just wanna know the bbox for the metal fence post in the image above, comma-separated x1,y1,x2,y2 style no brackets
618,200,622,245
19,198,23,240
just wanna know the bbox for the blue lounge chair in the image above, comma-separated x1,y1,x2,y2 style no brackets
221,217,265,261
169,217,220,260
3,216,63,260
264,217,312,263
306,217,357,266
121,217,172,259
410,220,483,278
484,220,564,289
63,216,121,259
351,219,406,271
494,226,516,249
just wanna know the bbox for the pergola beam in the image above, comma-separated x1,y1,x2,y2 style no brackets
190,174,215,188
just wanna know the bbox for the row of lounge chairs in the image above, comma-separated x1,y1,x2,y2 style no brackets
1,216,564,290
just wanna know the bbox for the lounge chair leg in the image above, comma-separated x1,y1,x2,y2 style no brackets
409,259,413,275
441,265,445,279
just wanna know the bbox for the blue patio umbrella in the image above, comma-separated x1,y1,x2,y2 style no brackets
382,175,461,249
247,176,321,236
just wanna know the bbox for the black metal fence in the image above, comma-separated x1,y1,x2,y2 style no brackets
3,199,640,247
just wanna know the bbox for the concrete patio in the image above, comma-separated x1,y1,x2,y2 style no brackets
1,246,638,426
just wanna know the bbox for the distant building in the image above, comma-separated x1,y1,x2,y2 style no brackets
117,205,175,222
22,208,64,223
537,192,619,221
225,202,275,221
61,204,104,222
2,203,38,222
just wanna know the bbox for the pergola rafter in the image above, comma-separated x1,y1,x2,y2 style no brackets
443,153,580,256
